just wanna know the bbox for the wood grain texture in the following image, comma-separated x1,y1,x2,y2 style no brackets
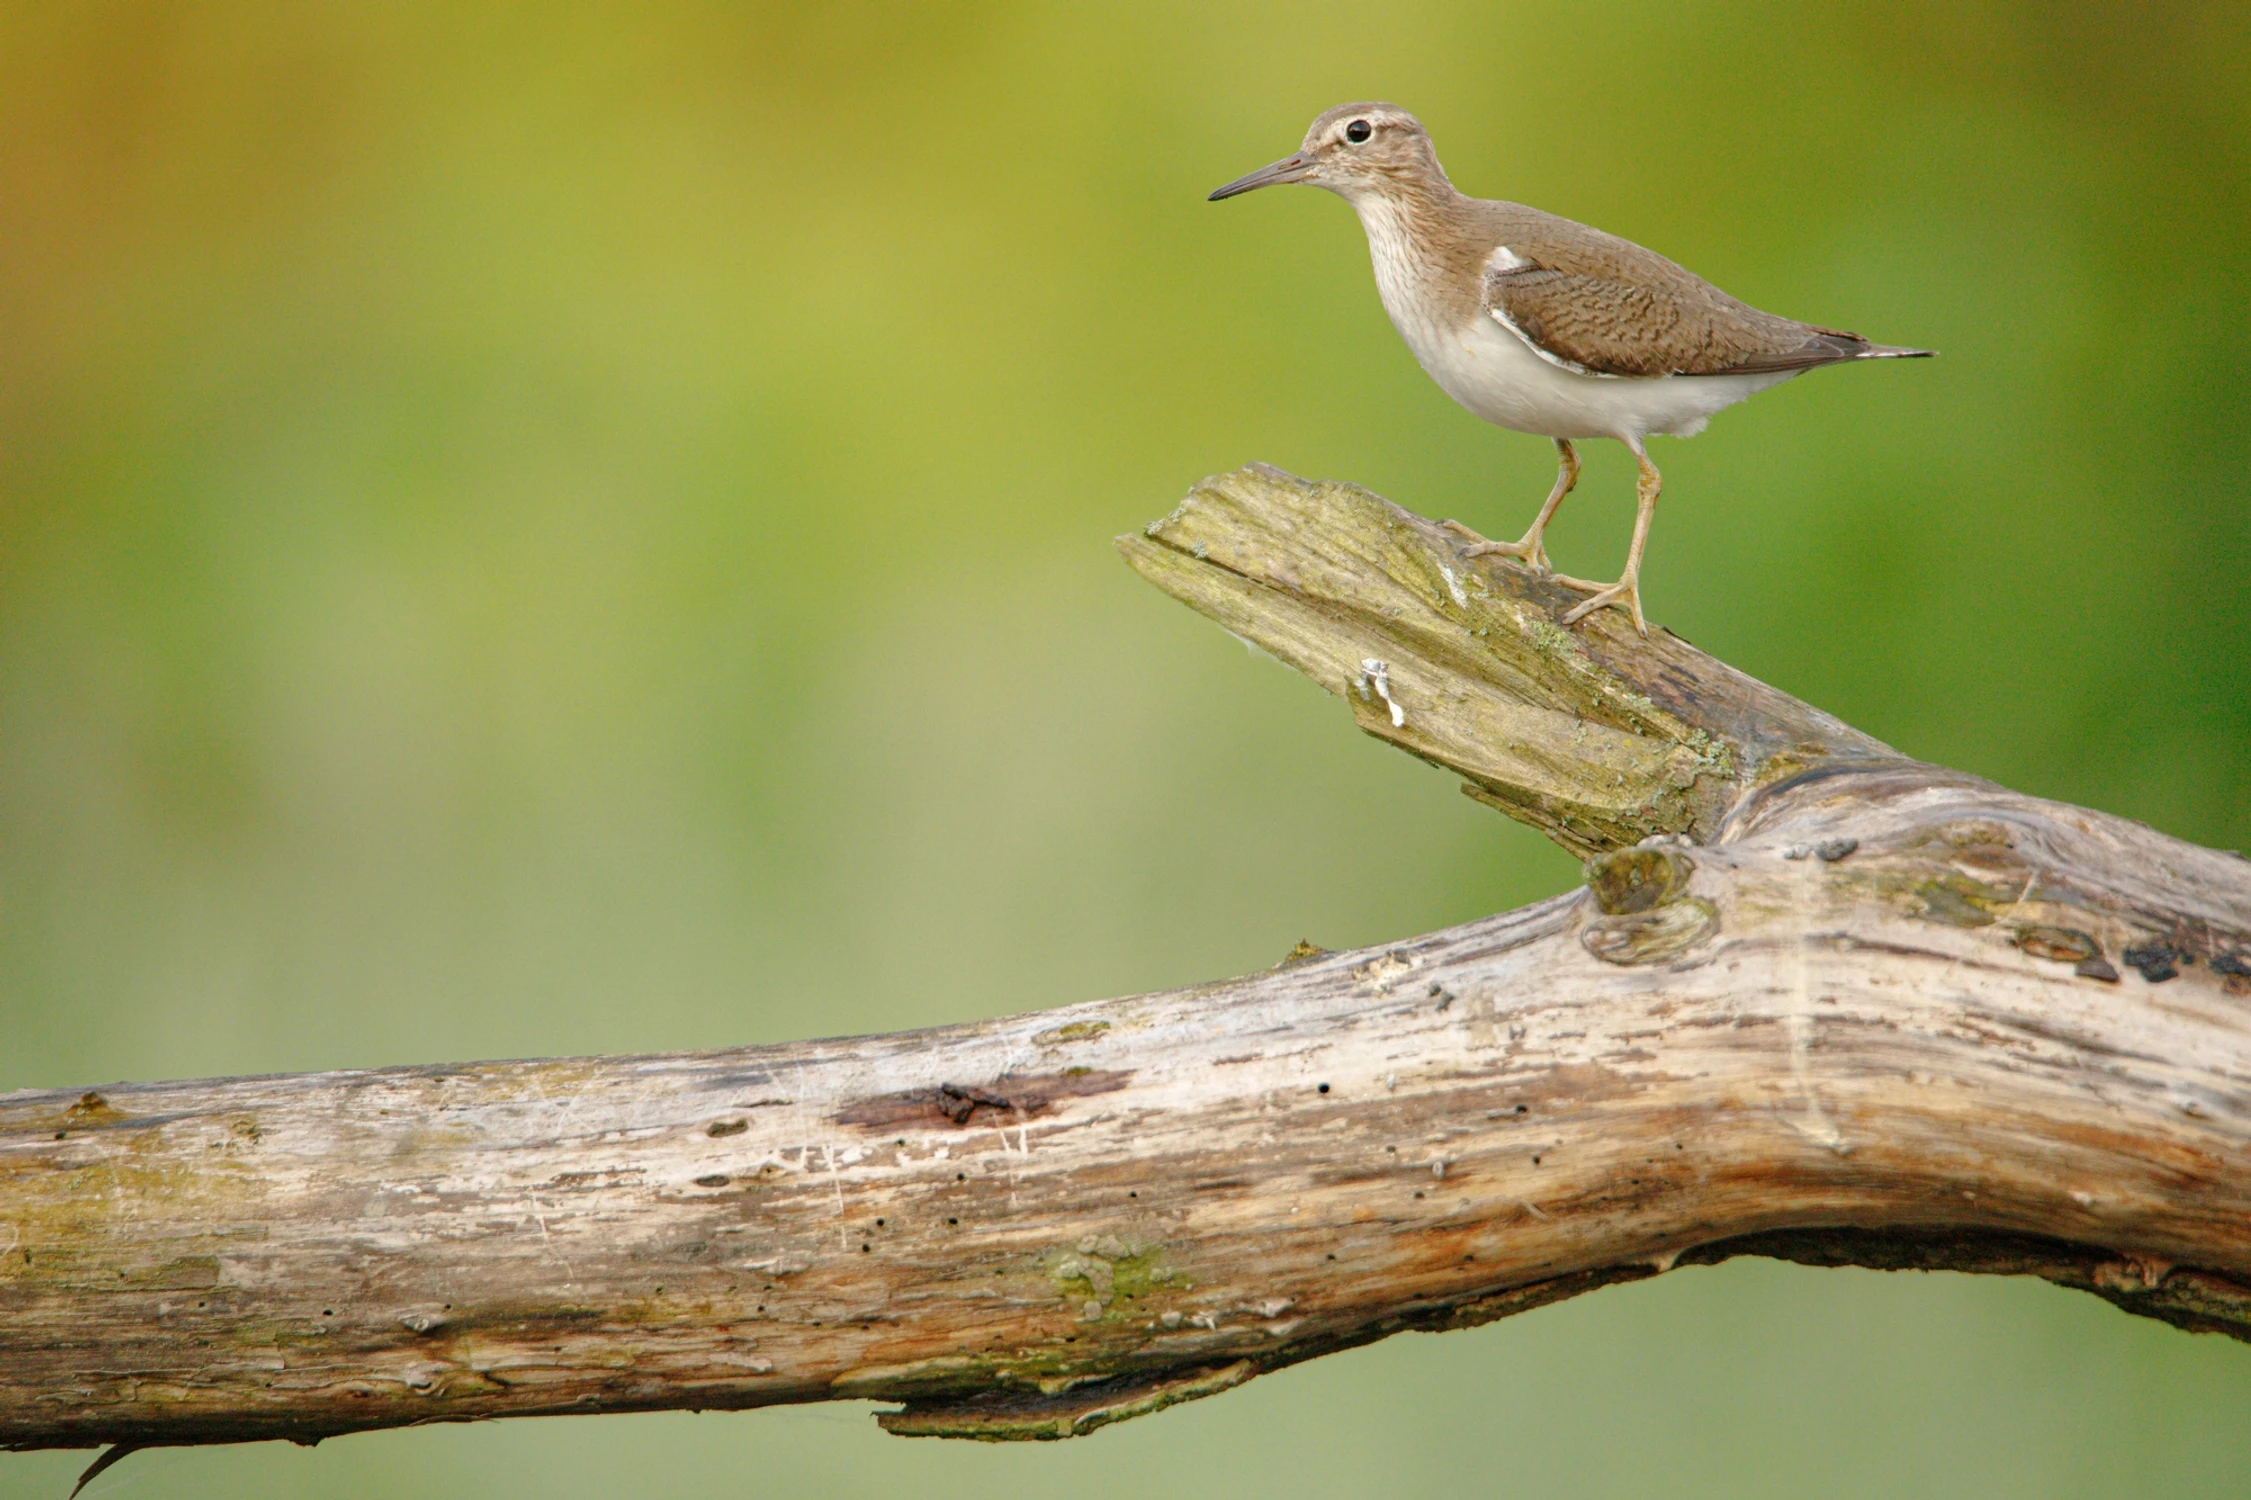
6,466,2249,1455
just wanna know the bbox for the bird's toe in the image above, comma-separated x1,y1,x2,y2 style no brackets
1558,579,1649,636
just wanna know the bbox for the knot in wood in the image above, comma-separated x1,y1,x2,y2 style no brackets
1584,846,1695,915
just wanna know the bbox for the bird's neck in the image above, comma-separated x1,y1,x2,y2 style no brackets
1349,181,1473,332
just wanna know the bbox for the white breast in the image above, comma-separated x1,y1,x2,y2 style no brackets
1353,199,1795,444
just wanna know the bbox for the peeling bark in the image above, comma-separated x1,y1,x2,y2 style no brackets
5,465,2250,1457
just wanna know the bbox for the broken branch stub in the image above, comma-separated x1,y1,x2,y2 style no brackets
1117,463,1897,857
4,466,2250,1464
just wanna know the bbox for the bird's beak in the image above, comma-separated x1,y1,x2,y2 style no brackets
1208,153,1313,201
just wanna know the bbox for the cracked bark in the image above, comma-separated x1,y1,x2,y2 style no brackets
6,464,2250,1460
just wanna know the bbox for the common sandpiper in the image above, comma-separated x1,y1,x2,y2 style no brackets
1211,103,1931,635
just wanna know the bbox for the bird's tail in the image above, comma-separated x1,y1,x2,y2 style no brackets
1856,343,1936,359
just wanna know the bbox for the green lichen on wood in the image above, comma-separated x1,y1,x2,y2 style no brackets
1119,465,1900,855
1043,1237,1179,1325
1032,1020,1111,1047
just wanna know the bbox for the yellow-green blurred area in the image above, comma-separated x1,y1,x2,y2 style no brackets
3,2,2248,1494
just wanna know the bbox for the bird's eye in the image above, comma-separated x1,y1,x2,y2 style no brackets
1345,119,1372,144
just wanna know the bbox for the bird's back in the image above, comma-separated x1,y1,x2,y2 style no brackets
1439,195,1920,379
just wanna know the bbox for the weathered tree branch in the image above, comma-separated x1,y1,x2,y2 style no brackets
6,465,2250,1460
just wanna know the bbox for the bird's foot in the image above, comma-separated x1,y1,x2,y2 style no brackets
1554,573,1649,638
1440,519,1551,574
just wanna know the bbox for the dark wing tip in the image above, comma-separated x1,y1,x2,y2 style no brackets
1706,330,1936,376
1806,328,1937,362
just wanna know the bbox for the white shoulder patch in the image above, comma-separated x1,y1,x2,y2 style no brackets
1485,244,1531,274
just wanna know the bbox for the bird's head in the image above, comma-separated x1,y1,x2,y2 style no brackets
1208,103,1448,205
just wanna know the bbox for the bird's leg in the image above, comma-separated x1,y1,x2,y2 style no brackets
1441,438,1579,573
1553,444,1659,637
1518,438,1580,572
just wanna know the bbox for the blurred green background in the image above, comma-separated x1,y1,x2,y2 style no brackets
3,3,2248,1495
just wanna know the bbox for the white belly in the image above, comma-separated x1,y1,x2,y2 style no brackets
1393,305,1794,443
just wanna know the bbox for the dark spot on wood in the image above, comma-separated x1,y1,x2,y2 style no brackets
1316,1083,1330,1095
2076,956,2121,983
2213,953,2251,979
2123,943,2187,983
833,1070,1132,1129
943,1084,1010,1126
707,1119,749,1137
694,1175,731,1188
1429,982,1453,1011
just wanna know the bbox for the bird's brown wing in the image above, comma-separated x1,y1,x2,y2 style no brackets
1475,206,1876,378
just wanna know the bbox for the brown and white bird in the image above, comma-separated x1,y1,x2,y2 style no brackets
1211,103,1931,635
